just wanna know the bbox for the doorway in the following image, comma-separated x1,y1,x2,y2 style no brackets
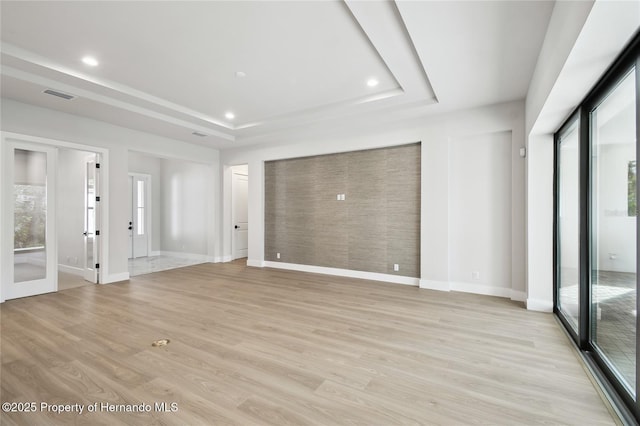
2,138,103,301
57,148,101,291
231,165,248,260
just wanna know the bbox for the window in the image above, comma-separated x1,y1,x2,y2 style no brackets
14,184,46,249
137,180,145,236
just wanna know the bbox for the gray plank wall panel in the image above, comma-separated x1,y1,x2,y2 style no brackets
385,145,421,277
347,149,388,274
264,143,420,277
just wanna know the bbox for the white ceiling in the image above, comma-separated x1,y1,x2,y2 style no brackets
0,1,554,149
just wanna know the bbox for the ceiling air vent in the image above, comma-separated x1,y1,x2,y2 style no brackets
43,89,75,100
192,131,207,137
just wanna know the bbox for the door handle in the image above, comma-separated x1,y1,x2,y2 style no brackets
235,225,239,229
83,232,88,236
128,226,133,230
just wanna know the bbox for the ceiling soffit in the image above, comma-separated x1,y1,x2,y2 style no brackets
0,1,436,148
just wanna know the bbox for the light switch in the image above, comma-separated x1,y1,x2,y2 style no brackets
277,252,281,259
337,194,341,201
393,264,399,272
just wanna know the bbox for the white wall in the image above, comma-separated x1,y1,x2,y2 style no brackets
1,98,220,284
57,148,95,273
160,158,212,256
222,101,527,300
449,131,513,293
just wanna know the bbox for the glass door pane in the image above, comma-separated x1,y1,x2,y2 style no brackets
590,68,637,396
6,142,57,300
84,158,98,282
13,149,47,283
557,120,581,332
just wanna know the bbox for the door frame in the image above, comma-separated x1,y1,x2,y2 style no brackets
127,172,152,259
0,132,109,302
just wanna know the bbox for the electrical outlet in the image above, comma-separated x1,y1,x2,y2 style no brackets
276,252,281,259
472,271,480,280
393,264,399,272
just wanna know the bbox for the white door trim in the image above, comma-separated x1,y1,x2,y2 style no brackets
0,132,109,303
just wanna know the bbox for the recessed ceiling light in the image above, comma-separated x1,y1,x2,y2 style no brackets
82,56,99,67
225,112,235,120
235,71,246,78
367,78,379,87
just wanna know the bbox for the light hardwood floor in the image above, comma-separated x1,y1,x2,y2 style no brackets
1,261,616,425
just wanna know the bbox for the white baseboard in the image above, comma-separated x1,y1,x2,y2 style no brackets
263,261,420,286
58,264,84,276
150,250,161,257
419,279,450,292
247,259,265,267
526,298,553,312
102,272,130,284
221,255,233,263
450,281,512,298
419,280,528,302
510,290,527,302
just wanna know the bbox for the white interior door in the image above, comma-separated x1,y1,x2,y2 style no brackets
83,155,100,282
4,142,58,300
129,174,149,259
232,171,248,259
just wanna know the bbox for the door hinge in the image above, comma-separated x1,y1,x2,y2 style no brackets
96,163,101,169
95,263,100,269
95,230,100,236
95,196,101,202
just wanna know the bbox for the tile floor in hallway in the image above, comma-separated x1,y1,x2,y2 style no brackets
128,255,225,277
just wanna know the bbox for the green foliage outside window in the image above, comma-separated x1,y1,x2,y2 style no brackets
14,184,47,249
630,160,637,217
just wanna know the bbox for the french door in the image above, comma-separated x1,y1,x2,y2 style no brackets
84,157,100,282
3,141,57,299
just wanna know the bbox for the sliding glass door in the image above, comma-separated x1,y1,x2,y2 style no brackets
590,68,637,396
554,36,639,422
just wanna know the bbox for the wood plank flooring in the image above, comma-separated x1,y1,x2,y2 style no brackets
1,261,616,425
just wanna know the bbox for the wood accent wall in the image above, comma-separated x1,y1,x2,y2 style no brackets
265,143,420,277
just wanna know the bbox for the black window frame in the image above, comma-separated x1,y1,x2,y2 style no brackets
553,31,640,423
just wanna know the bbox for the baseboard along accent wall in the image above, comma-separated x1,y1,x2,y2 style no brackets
264,143,421,277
